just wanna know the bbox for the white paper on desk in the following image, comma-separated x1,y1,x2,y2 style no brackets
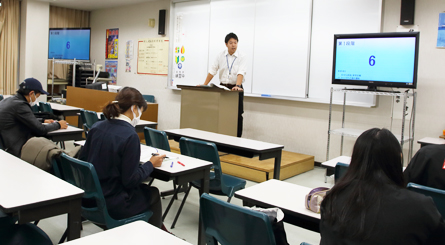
209,82,230,91
140,148,158,162
140,149,178,163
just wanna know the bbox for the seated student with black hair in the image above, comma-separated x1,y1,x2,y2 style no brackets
320,128,445,245
0,78,68,157
404,144,445,190
79,87,167,230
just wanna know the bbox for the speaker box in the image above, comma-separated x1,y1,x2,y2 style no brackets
400,0,415,25
158,9,166,35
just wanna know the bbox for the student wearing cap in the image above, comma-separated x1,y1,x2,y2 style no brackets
0,78,68,157
201,32,247,137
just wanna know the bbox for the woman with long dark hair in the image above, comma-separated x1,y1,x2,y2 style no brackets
80,87,166,228
320,128,445,244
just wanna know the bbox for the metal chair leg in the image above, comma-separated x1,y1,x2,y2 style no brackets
171,184,192,229
162,184,186,221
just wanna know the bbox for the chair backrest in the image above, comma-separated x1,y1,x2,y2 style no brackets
180,137,225,190
334,162,349,183
142,95,155,103
0,211,52,245
81,109,99,129
407,182,445,218
144,127,170,151
79,109,87,126
200,193,276,245
39,102,53,113
58,153,111,226
0,94,3,101
31,104,40,113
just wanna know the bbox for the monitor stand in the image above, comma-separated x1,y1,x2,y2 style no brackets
344,86,401,93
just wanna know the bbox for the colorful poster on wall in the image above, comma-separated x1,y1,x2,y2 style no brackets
137,38,169,75
105,60,118,84
125,40,134,59
173,45,186,81
106,29,119,59
125,59,132,73
437,13,445,48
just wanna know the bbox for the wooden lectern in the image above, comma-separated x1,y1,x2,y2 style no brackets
178,85,240,136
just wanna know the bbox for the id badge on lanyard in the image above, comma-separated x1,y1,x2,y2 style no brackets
226,55,236,81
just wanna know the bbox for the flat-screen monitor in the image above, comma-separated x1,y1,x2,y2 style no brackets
332,32,419,90
85,82,108,91
48,28,91,61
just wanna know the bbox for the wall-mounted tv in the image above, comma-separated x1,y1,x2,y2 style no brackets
332,32,420,91
48,28,91,61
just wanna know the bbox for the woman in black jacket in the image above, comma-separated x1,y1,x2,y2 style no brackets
80,87,165,228
320,128,445,245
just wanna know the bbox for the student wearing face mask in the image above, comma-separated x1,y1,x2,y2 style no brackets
0,78,68,157
79,87,168,230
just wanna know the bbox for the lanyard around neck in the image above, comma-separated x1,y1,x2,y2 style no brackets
226,55,237,75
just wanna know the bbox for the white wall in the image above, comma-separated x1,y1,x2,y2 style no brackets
89,0,445,163
19,0,50,95
90,0,180,131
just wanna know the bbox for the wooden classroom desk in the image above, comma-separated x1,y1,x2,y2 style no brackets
65,87,158,126
164,128,284,179
64,220,192,245
96,112,157,133
235,179,320,232
49,103,82,118
0,150,84,241
46,125,84,142
321,156,351,183
417,137,445,148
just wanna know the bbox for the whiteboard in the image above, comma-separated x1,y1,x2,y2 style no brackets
208,0,256,93
171,1,210,87
252,0,312,97
308,0,382,106
170,0,382,105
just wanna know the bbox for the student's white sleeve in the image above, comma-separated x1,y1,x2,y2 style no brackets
236,54,247,77
208,55,220,76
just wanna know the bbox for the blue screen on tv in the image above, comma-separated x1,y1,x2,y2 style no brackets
48,28,90,60
332,32,419,89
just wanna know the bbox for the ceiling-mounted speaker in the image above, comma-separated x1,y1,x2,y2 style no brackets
159,9,166,35
400,0,415,25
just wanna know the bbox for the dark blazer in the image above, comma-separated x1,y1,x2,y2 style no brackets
0,94,60,157
79,119,154,220
404,144,445,190
320,184,445,245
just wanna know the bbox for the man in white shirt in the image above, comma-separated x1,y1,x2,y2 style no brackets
203,33,246,137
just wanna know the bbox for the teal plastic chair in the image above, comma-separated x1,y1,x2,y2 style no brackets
57,153,153,230
167,137,246,229
80,109,100,137
334,162,349,183
144,127,170,151
407,182,445,218
31,104,40,113
0,94,3,101
142,94,155,103
0,211,52,245
39,102,53,114
200,193,276,245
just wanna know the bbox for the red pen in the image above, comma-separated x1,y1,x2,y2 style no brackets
177,161,185,167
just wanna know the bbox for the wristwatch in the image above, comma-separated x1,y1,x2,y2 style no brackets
235,85,241,88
